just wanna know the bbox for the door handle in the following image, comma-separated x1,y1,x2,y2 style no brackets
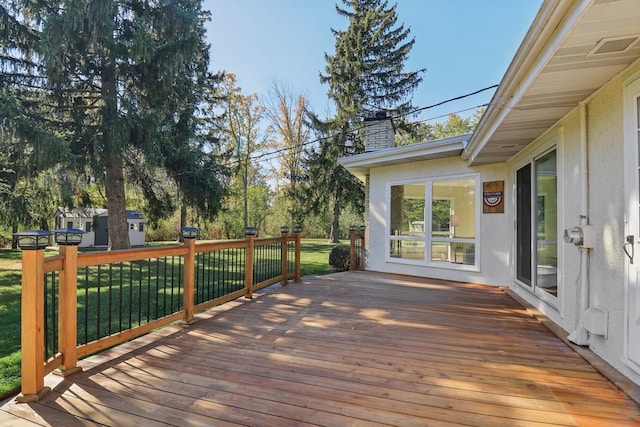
624,235,634,264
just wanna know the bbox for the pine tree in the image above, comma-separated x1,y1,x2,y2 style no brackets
309,0,425,242
1,0,224,249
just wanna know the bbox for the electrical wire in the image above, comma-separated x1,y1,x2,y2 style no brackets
224,84,498,166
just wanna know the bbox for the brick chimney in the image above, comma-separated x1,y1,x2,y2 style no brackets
364,111,395,152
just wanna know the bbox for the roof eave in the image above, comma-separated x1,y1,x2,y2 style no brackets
463,0,588,165
340,134,471,182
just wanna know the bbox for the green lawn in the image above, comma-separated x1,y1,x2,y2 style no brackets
0,239,336,399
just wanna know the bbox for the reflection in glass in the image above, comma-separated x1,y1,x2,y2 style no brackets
390,240,425,260
390,184,425,237
535,150,557,296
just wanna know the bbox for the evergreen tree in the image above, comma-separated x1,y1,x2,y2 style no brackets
309,0,424,242
1,0,224,249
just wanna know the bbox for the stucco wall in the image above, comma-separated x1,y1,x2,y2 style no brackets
585,72,634,380
507,64,640,386
367,156,511,286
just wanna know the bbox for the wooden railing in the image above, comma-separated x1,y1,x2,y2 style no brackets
17,228,301,402
349,227,365,271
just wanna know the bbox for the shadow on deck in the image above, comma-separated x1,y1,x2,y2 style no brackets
2,271,640,426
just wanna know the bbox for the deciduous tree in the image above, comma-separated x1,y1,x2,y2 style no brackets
264,81,310,226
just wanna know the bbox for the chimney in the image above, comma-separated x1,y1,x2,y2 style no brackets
364,111,395,152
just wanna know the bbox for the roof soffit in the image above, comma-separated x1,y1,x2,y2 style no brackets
465,0,640,165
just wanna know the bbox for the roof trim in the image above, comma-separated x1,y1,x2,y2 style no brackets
339,133,471,182
462,0,590,165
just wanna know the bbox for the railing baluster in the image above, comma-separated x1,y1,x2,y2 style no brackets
129,262,133,330
107,264,113,336
84,268,89,344
170,256,175,313
17,230,305,402
96,265,101,341
118,263,124,333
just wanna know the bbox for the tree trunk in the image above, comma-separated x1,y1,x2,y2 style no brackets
178,203,187,243
11,223,18,249
329,188,341,244
105,151,130,250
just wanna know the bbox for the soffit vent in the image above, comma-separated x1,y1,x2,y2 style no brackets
588,35,640,56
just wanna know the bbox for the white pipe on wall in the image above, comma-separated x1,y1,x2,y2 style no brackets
569,102,591,346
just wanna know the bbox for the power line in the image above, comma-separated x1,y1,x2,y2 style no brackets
226,84,497,166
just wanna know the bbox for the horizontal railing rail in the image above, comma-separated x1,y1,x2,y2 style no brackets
17,228,301,402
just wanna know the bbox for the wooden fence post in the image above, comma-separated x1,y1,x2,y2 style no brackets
349,226,356,271
294,225,302,282
17,248,49,402
281,226,289,285
183,236,196,323
58,245,81,377
244,227,256,299
359,226,366,271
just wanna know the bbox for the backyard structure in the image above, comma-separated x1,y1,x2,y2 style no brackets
340,0,640,388
54,208,146,247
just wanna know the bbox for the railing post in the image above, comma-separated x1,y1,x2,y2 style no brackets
293,225,302,282
349,225,356,271
183,237,196,323
280,226,289,285
359,226,366,271
245,227,256,299
58,244,81,377
14,230,52,402
180,227,199,324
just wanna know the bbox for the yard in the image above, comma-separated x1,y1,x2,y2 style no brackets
0,239,336,399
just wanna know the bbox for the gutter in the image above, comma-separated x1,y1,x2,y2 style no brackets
462,0,591,165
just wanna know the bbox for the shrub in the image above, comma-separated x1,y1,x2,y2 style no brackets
329,244,351,272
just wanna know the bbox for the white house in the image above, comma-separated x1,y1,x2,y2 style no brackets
54,207,146,247
340,0,640,387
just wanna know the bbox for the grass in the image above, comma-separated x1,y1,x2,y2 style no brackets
0,239,337,400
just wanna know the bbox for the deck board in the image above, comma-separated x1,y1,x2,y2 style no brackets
2,271,639,426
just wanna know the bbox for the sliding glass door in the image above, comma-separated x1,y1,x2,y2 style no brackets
516,150,558,302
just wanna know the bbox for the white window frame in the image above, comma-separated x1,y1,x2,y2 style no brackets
386,173,480,270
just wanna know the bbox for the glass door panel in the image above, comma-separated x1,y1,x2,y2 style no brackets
516,165,532,286
535,151,558,297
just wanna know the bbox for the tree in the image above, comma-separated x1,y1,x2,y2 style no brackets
213,73,266,233
0,6,70,244
395,109,485,146
264,81,311,226
1,0,220,249
310,0,424,242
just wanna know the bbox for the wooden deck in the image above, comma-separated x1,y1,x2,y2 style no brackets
2,271,640,426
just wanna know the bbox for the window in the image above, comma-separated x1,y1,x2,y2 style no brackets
431,178,476,265
516,149,558,300
389,183,426,260
388,175,478,268
139,222,144,232
85,221,92,232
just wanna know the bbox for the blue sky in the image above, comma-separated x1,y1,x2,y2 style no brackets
202,0,543,123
